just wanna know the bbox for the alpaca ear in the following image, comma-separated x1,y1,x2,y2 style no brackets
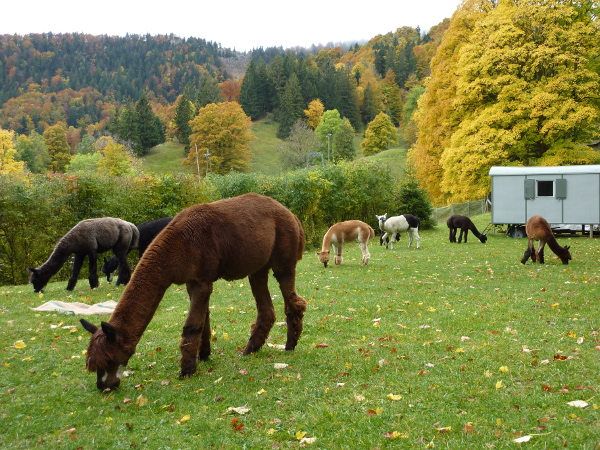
80,319,99,334
564,245,570,250
101,321,120,343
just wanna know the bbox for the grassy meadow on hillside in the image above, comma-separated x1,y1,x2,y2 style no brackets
140,118,405,179
2,214,600,449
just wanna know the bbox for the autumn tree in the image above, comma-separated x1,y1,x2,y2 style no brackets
439,0,600,201
409,0,496,205
401,85,425,146
97,139,138,177
278,120,321,170
0,129,25,174
360,112,398,156
304,99,325,129
186,102,255,175
15,131,50,173
44,124,72,172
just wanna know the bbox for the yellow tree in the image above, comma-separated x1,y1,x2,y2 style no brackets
97,139,138,177
43,124,72,172
360,112,398,156
0,129,25,175
186,102,255,175
304,99,325,129
440,0,600,201
409,0,495,205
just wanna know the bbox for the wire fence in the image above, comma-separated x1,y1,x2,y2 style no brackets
431,198,489,224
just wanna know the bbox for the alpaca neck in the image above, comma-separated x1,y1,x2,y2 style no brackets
109,267,172,344
546,235,566,256
39,241,73,277
320,229,335,251
469,225,482,238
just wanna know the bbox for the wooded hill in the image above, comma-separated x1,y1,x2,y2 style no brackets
0,23,448,138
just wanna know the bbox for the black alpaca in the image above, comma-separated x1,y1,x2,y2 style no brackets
28,218,139,292
447,215,487,244
102,217,172,282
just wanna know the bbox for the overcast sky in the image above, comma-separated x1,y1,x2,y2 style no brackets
4,0,463,51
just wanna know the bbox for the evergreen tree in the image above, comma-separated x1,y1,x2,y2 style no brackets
361,83,379,125
335,68,361,131
174,94,195,146
134,93,165,156
277,73,305,139
197,76,224,108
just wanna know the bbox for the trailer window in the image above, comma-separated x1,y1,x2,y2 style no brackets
537,180,554,197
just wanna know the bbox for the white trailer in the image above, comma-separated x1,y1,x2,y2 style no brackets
488,165,600,238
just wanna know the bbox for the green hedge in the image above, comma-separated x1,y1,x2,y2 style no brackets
0,162,433,286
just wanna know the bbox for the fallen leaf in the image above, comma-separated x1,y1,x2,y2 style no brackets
462,422,474,433
296,430,307,440
387,393,403,401
14,341,26,349
299,436,317,444
135,395,148,407
567,400,589,408
514,435,531,443
273,363,288,370
227,406,251,414
315,343,329,348
178,414,191,424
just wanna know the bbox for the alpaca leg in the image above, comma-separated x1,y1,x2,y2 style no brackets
538,245,545,264
179,281,212,377
449,228,456,243
244,268,276,355
521,247,532,264
334,243,343,265
413,229,421,249
273,269,306,352
67,254,85,291
390,233,396,250
87,253,100,289
382,232,390,249
115,252,132,286
359,241,370,265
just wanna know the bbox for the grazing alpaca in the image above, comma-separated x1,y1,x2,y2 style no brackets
376,213,421,249
102,217,173,282
80,193,307,391
316,220,375,267
447,214,487,244
521,215,572,265
28,218,139,293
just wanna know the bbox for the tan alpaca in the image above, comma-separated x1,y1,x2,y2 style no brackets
316,220,375,267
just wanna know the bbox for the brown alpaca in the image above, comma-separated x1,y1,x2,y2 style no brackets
521,215,572,265
80,193,307,391
316,220,375,267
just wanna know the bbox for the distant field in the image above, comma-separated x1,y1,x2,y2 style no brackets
140,120,408,180
140,141,188,175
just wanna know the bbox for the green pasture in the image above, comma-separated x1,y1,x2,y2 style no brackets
1,214,599,449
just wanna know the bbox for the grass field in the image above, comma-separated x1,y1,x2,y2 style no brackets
2,214,599,448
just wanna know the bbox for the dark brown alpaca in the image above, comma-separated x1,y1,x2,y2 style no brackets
28,218,139,292
521,215,572,265
80,193,307,391
447,215,487,244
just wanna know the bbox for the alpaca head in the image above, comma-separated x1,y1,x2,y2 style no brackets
80,319,136,391
316,250,331,267
375,214,387,229
560,245,572,264
28,267,49,293
479,234,488,243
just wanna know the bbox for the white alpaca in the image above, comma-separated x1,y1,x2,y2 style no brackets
376,213,421,249
316,220,375,267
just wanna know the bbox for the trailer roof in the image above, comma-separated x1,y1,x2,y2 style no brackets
489,165,600,176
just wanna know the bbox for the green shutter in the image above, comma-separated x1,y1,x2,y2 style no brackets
556,179,567,199
524,179,535,199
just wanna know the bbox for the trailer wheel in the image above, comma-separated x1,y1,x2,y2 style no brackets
507,225,526,238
